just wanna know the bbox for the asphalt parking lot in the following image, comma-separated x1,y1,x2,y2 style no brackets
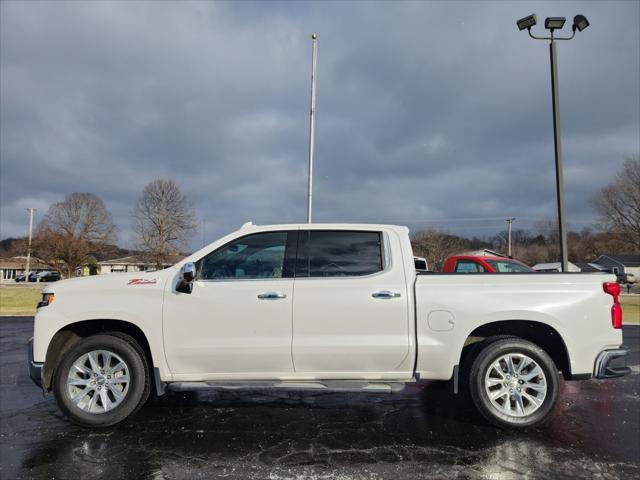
1,317,638,480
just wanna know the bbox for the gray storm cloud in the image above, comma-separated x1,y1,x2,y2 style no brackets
1,1,638,249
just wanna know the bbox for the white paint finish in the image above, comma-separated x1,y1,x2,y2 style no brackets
291,228,412,377
32,222,624,388
427,310,455,331
162,277,295,376
414,273,622,379
34,270,173,380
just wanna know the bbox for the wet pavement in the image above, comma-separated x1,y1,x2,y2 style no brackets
1,317,639,480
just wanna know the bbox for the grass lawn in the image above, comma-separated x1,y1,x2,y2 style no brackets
0,286,42,316
621,297,640,325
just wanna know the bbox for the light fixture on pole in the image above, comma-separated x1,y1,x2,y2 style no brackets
306,33,318,224
516,13,590,272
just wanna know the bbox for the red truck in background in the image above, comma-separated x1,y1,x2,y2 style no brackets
442,250,535,273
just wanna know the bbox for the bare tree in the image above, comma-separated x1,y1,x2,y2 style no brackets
131,178,198,269
535,218,560,262
411,229,468,271
593,156,640,251
33,193,117,277
490,229,530,259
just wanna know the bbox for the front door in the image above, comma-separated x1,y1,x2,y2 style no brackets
163,230,297,378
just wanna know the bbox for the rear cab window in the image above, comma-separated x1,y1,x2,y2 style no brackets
455,259,485,273
296,230,384,278
485,260,533,273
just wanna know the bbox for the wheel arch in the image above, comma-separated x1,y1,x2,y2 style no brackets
459,319,573,380
43,319,157,392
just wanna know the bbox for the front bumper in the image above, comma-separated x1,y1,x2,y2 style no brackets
27,338,44,388
594,347,630,379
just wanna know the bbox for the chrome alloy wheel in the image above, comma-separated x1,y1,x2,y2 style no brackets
66,350,130,414
484,353,547,417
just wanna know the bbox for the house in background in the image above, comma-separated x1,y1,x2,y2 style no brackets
533,256,640,281
0,257,48,282
591,255,640,279
573,262,601,273
532,262,582,272
98,255,185,275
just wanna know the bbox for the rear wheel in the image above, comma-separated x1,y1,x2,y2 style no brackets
53,334,150,427
468,337,559,429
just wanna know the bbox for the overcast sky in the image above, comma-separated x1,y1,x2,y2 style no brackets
1,1,639,251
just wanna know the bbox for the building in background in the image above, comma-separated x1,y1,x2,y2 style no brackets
97,255,185,275
0,257,48,282
591,255,640,279
532,262,582,273
573,262,601,273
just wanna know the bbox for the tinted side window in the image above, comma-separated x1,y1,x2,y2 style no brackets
199,232,289,280
455,260,485,273
298,231,383,278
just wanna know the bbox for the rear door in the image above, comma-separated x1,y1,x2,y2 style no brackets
291,229,411,377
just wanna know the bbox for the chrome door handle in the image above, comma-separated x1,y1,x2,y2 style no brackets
257,292,287,300
372,290,401,299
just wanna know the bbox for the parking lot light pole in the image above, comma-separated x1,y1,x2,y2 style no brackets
516,14,590,272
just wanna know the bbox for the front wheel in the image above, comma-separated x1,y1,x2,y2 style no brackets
53,334,150,427
468,337,559,429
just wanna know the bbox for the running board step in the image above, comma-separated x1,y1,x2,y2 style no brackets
167,380,407,393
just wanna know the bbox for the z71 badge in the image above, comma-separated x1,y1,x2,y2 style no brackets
127,278,157,285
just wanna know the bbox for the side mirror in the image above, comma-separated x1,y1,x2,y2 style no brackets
182,262,196,282
414,256,429,272
177,262,196,294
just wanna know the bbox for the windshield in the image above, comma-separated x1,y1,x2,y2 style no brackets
485,260,534,273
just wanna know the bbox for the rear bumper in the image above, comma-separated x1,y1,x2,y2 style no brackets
594,347,630,379
27,338,44,388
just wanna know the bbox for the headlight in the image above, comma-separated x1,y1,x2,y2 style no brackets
37,293,55,308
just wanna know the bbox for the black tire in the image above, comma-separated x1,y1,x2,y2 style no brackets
53,334,150,427
468,337,559,429
101,331,152,408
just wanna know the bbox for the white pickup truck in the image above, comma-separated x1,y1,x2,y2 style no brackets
29,222,630,429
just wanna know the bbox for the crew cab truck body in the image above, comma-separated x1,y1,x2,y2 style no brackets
29,223,630,428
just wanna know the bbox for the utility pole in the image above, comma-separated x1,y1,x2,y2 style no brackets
306,33,318,224
25,208,35,282
506,217,516,257
202,220,206,248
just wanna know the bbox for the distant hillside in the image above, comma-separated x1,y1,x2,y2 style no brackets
0,237,25,257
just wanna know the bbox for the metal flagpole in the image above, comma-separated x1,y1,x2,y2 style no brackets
306,33,318,223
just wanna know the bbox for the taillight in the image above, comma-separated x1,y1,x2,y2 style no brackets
603,282,623,329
